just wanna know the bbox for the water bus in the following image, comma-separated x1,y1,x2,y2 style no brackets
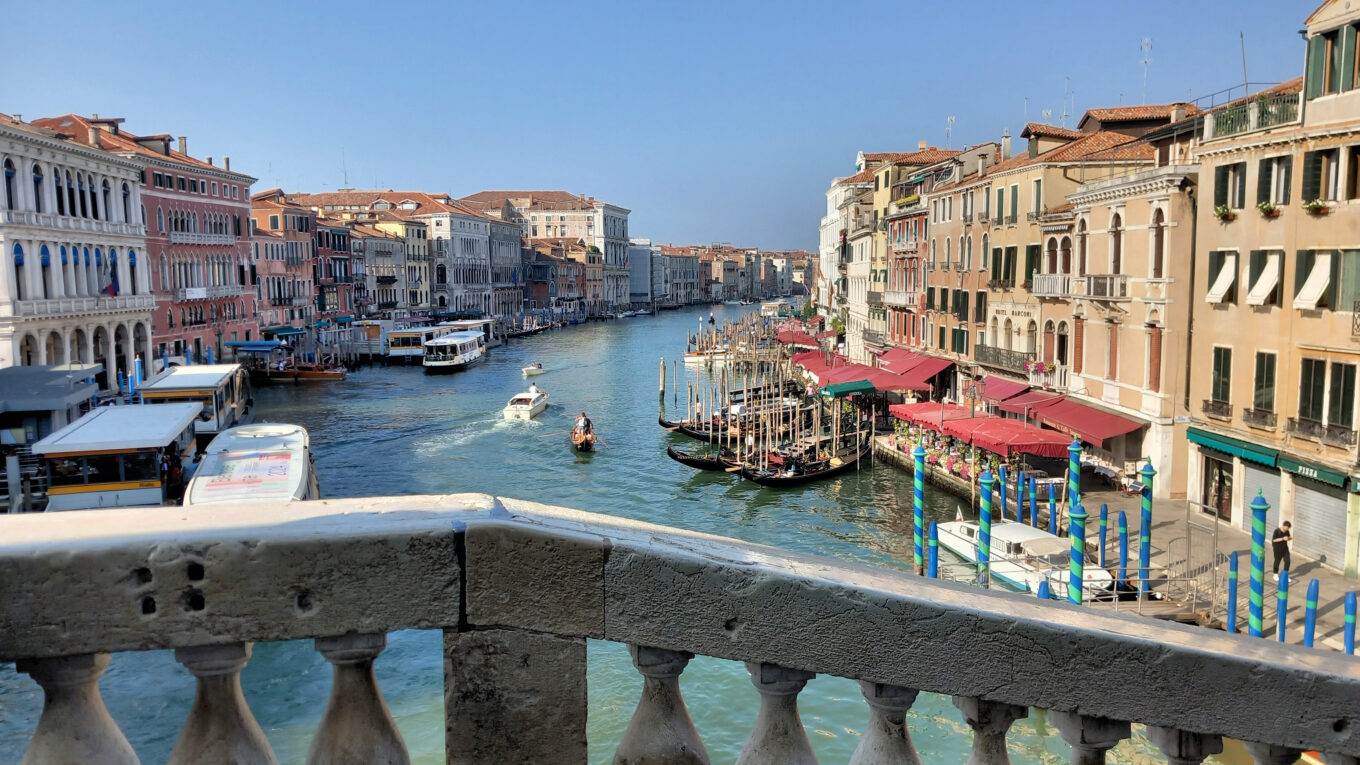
387,324,459,363
33,403,201,511
138,364,254,450
423,331,487,374
182,423,320,507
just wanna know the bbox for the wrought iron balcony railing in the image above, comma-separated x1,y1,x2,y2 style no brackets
1287,416,1326,440
1202,399,1232,419
1324,423,1358,448
975,343,1034,373
1241,408,1277,430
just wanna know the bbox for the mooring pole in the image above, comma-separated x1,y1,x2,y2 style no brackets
1249,491,1269,638
1227,551,1240,635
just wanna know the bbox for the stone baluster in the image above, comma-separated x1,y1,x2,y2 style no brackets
168,642,276,765
613,645,709,764
735,662,818,765
850,681,921,765
17,653,139,765
1242,742,1303,765
953,696,1027,765
1050,710,1130,765
1146,726,1223,765
307,632,409,765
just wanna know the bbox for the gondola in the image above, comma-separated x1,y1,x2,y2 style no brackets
666,444,738,471
738,444,871,487
571,428,596,452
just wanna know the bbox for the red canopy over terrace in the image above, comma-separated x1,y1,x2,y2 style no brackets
776,329,821,347
822,363,877,384
976,375,1030,403
866,369,930,392
888,402,978,432
942,417,1073,458
1032,399,1142,448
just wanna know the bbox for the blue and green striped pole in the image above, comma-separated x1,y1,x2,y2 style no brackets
1067,439,1082,533
979,471,995,588
1048,482,1057,535
1227,551,1239,634
1098,503,1108,569
1029,476,1038,527
1249,490,1269,638
913,442,926,574
1276,571,1290,643
927,521,939,578
1345,592,1356,655
1118,511,1129,588
1304,578,1319,648
1068,504,1088,605
1139,463,1155,600
1017,470,1026,525
998,465,1008,522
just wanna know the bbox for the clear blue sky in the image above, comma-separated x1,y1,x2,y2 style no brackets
10,1,1310,250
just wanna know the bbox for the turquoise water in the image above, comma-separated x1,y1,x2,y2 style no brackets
0,305,1185,762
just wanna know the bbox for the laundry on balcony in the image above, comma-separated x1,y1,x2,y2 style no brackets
1204,252,1237,303
1245,252,1281,306
1292,251,1333,310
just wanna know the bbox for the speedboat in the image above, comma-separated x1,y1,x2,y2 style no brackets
522,363,546,377
503,389,549,420
935,518,1117,600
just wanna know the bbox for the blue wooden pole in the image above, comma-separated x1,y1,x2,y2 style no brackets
1098,503,1108,569
1346,592,1356,655
1304,578,1319,648
1048,482,1057,534
1118,511,1129,588
1277,570,1290,643
998,465,1007,522
1249,491,1269,638
1227,551,1239,635
1029,476,1038,527
1068,504,1088,605
1037,580,1051,600
927,522,938,579
1017,470,1026,524
979,471,995,588
1139,463,1155,600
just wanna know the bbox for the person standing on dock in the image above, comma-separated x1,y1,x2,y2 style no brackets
1272,521,1292,581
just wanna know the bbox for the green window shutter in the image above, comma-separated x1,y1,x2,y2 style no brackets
1280,156,1293,205
1257,159,1273,205
1328,248,1344,309
1025,244,1039,280
1209,250,1223,287
1234,163,1247,209
1005,246,1018,282
960,291,969,321
976,291,986,322
1214,166,1229,207
1307,34,1327,99
996,189,1004,220
1295,250,1315,299
1331,362,1357,428
1249,250,1265,286
1302,151,1323,202
939,326,946,349
1010,187,1018,218
992,248,1002,280
1343,25,1358,92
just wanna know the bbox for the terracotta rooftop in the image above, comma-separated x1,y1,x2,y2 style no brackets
988,130,1152,175
1021,123,1084,140
30,115,254,180
1076,103,1203,130
287,190,501,223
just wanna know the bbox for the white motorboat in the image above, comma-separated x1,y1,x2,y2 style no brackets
935,518,1117,600
183,423,320,507
503,389,549,420
522,363,546,377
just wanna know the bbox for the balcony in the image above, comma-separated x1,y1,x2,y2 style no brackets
0,496,1349,765
292,297,309,307
1028,365,1069,390
861,329,884,346
1031,274,1073,298
169,231,236,246
1241,408,1277,430
0,210,144,237
851,214,875,236
891,240,918,255
1324,423,1358,448
174,285,243,301
377,300,399,309
13,294,156,317
962,211,973,223
1004,214,1018,225
1287,417,1327,441
268,297,294,307
866,290,883,307
1202,399,1233,420
883,289,914,308
1206,92,1301,141
992,214,1004,226
987,278,1016,291
1082,274,1129,300
975,343,1034,374
376,275,399,284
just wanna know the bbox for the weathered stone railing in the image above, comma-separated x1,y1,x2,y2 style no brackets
2,494,1359,764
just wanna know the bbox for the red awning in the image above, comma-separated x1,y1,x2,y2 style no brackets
977,375,1029,403
822,363,876,384
776,329,820,347
944,417,1072,458
888,402,975,432
897,357,954,390
1034,399,1144,448
878,348,916,368
867,369,930,392
999,391,1065,415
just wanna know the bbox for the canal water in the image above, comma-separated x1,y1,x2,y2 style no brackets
0,304,1211,762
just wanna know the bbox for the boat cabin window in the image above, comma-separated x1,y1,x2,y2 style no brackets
46,450,161,486
1007,542,1025,556
963,527,975,539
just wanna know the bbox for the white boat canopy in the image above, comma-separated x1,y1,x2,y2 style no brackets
140,364,242,392
33,403,202,455
425,331,486,347
184,424,312,507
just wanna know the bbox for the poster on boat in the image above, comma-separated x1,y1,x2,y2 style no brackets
192,451,293,500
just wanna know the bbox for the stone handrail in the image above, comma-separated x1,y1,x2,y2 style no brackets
2,494,1359,763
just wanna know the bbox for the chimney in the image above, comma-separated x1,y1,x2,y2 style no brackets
206,156,213,166
88,126,101,148
1170,102,1187,123
224,157,231,170
178,136,187,155
1028,136,1039,159
918,140,927,151
1001,131,1012,160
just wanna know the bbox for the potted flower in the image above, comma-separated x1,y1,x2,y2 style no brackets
1256,200,1280,218
1303,199,1330,215
1213,204,1236,222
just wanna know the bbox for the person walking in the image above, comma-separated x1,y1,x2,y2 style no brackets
1272,521,1293,581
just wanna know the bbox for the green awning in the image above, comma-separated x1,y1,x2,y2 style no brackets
262,326,306,338
1278,454,1349,488
821,380,877,398
1187,427,1277,467
311,320,332,329
335,316,355,324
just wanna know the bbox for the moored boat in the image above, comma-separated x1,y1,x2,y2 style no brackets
266,358,347,382
182,423,320,506
738,443,870,487
503,389,549,420
935,519,1119,600
570,427,596,452
666,444,738,471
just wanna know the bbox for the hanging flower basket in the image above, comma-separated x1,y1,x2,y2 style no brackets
1213,204,1236,222
1025,360,1052,374
1303,199,1330,215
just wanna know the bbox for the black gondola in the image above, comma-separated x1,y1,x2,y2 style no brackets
666,444,738,471
739,445,871,487
571,429,596,452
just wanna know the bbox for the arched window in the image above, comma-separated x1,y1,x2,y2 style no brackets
31,165,43,213
965,235,973,271
76,174,87,217
1026,320,1038,354
87,175,96,218
101,179,111,221
2,160,15,210
122,183,131,223
1060,236,1072,275
12,244,25,301
1110,213,1123,274
1056,321,1070,366
160,255,169,291
127,250,137,295
981,234,989,269
157,207,164,232
55,170,66,215
1046,237,1058,274
1151,209,1165,279
1077,220,1088,276
945,238,951,266
1043,319,1056,363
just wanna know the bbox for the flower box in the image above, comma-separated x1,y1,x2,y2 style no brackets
1213,204,1236,222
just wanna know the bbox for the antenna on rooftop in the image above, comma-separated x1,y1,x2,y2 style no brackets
1141,38,1153,105
341,147,349,187
1023,97,1029,124
1061,77,1072,128
946,116,955,149
1042,109,1052,122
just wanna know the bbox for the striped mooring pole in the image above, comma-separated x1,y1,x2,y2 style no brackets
1139,463,1155,600
1227,551,1239,634
1098,503,1108,569
1067,440,1082,534
979,470,995,588
1118,511,1129,588
1068,504,1088,605
1048,482,1057,535
927,521,939,579
1017,470,1026,524
1029,476,1038,527
1304,578,1319,648
1346,592,1356,655
1249,490,1269,638
998,465,1008,522
1277,571,1290,643
913,442,926,575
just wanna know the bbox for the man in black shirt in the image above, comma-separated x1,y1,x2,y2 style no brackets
1271,521,1292,581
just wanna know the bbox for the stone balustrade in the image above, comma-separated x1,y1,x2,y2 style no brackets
2,494,1358,764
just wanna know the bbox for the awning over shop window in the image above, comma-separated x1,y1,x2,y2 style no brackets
1278,454,1349,488
1187,427,1278,467
1033,399,1143,448
262,326,306,338
999,391,1065,415
897,357,954,391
